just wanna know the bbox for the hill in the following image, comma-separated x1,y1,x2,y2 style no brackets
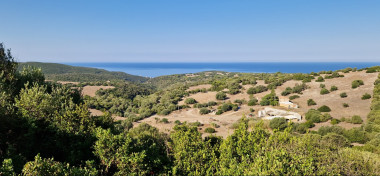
18,62,149,83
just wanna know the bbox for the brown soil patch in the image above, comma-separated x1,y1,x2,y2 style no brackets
89,108,126,121
187,84,212,91
82,86,115,97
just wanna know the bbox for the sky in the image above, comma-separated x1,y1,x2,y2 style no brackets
1,0,380,62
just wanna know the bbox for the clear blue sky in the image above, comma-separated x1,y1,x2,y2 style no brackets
1,0,380,62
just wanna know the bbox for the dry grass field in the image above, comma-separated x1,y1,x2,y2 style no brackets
139,70,378,136
82,86,115,97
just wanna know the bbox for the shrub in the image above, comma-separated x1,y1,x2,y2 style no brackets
316,76,325,82
281,87,292,96
322,133,350,149
320,113,332,122
331,118,340,125
269,117,288,130
320,88,330,95
320,84,325,88
260,90,279,106
174,120,181,125
307,99,317,106
211,123,220,128
352,80,364,89
305,109,321,123
343,103,349,108
161,118,169,124
161,109,171,115
340,92,347,98
295,123,308,133
289,95,300,100
190,121,202,126
204,127,216,133
185,98,197,104
303,120,315,128
215,110,223,115
247,98,258,106
250,108,255,112
207,101,217,106
351,115,363,124
199,108,210,115
247,85,268,94
234,99,244,105
361,93,371,100
318,105,331,112
330,86,338,91
216,92,227,100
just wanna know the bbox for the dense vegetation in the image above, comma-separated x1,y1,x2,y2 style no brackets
2,43,380,175
19,62,149,83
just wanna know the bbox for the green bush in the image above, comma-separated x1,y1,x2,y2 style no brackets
199,108,210,115
190,121,202,127
281,87,292,96
174,120,181,125
320,84,325,88
247,98,258,106
320,88,330,95
216,92,227,100
330,86,338,91
161,109,171,115
340,92,347,98
260,90,279,106
351,115,363,124
269,117,288,130
211,123,220,128
343,103,349,108
352,80,364,89
234,99,244,105
303,120,315,128
320,113,332,122
318,105,331,112
204,127,216,133
185,98,197,104
161,118,169,124
331,119,340,125
216,110,223,115
247,85,268,94
289,95,300,100
361,93,371,100
307,99,317,106
316,76,325,82
305,109,321,123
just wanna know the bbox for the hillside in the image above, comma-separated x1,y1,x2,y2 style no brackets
18,62,149,83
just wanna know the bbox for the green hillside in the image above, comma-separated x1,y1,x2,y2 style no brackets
18,62,149,83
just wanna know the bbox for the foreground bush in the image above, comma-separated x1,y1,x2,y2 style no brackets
269,117,288,130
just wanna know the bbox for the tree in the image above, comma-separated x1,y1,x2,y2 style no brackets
185,98,197,104
318,105,331,112
260,90,279,106
361,93,371,100
216,92,227,100
307,99,317,106
199,108,210,115
269,117,288,130
320,88,330,95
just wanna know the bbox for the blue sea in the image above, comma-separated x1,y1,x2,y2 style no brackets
65,62,380,78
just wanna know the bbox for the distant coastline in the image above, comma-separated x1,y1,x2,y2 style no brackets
64,62,380,77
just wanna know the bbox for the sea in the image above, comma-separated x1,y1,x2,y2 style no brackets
65,62,380,78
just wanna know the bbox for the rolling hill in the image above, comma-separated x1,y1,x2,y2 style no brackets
18,62,149,83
